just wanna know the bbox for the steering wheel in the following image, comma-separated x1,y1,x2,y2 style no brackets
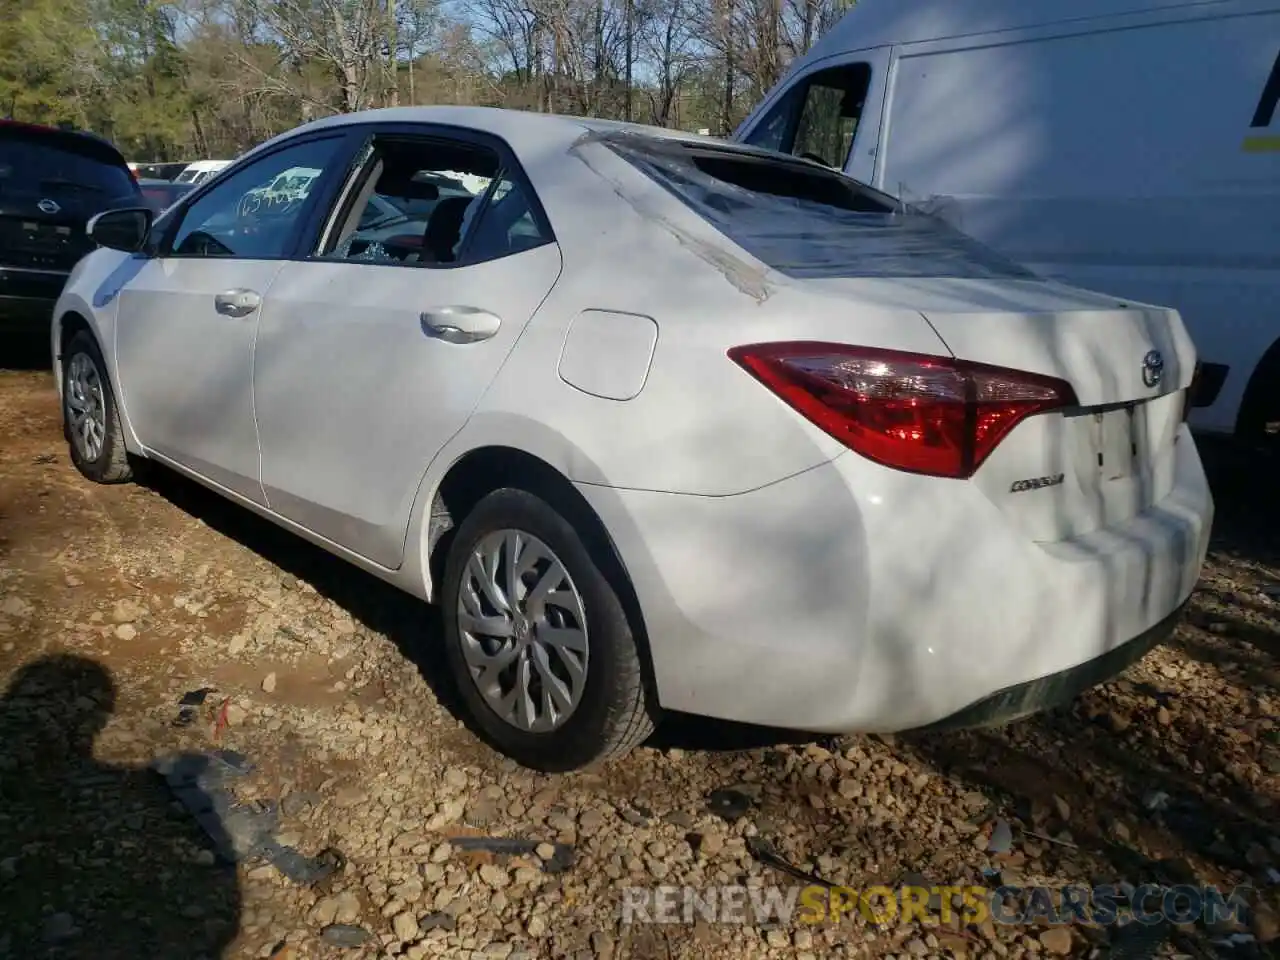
176,230,235,258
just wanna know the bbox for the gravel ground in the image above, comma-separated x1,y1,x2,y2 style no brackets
1,367,1278,960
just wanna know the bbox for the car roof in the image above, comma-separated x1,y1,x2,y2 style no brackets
254,106,726,159
806,0,1225,56
0,119,129,167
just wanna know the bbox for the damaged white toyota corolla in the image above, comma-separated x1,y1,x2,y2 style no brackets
52,106,1213,771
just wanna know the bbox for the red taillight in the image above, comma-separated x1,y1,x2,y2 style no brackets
729,342,1077,479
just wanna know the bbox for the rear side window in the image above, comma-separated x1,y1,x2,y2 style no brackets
604,135,1034,282
0,137,137,203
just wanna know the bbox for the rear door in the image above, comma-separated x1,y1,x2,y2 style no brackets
253,125,563,568
0,124,140,317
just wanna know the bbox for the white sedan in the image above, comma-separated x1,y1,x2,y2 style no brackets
53,106,1213,771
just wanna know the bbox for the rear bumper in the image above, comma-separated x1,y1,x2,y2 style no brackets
0,267,66,331
916,599,1186,732
580,427,1212,733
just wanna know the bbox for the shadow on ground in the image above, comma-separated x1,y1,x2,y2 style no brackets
136,466,473,731
892,438,1280,952
0,654,241,959
136,434,1280,752
137,459,833,762
137,434,1280,948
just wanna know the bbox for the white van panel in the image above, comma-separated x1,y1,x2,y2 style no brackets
877,10,1280,432
802,0,1242,61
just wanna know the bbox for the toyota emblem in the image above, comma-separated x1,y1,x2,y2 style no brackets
1141,350,1165,388
37,198,60,215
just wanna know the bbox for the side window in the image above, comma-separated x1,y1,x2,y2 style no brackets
743,63,873,170
167,138,342,259
465,177,549,262
742,90,800,154
321,135,551,267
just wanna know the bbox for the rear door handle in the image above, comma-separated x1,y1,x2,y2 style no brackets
214,288,262,317
420,306,502,344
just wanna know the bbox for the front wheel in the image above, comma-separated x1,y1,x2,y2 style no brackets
62,330,132,484
440,488,656,771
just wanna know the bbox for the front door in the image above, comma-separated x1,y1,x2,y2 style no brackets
253,128,563,567
114,134,351,502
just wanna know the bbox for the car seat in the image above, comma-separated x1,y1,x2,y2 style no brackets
422,196,473,263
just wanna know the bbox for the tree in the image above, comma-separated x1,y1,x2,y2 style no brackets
0,0,854,158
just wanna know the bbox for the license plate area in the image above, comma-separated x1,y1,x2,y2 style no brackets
0,217,83,270
1093,406,1139,481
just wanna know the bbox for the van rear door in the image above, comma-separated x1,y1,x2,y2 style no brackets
736,46,891,184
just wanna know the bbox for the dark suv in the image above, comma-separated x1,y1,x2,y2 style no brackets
1,121,142,333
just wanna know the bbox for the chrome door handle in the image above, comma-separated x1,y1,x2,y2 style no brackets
214,288,262,317
420,306,502,344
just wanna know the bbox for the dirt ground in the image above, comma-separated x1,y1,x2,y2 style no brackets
1,365,1278,960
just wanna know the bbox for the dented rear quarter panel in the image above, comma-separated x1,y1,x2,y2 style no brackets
464,133,952,497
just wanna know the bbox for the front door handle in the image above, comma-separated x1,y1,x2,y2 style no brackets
420,306,502,344
215,288,262,317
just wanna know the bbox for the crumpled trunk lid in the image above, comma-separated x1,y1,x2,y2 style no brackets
810,276,1198,542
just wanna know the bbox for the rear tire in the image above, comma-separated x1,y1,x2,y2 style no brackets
440,488,656,772
62,330,132,484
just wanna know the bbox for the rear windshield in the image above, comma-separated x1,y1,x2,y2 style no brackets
0,136,137,202
604,136,1034,281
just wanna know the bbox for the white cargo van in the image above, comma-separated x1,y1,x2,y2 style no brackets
174,159,232,185
734,0,1280,442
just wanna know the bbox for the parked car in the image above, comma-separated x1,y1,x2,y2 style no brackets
1,120,142,333
174,159,232,186
51,106,1212,771
130,161,192,182
137,178,196,215
733,0,1280,447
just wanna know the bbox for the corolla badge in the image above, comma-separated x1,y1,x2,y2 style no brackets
37,198,61,215
1142,350,1164,388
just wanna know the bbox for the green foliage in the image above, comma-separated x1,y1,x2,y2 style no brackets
0,0,848,160
0,0,97,125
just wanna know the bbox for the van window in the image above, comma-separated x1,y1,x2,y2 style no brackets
743,63,872,171
605,134,1034,282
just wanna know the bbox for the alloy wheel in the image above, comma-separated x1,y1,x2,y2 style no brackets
66,352,107,463
457,529,590,733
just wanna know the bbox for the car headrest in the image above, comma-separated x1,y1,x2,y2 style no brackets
423,196,473,264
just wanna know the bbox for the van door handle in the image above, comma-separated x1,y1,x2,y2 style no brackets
214,288,261,317
420,306,502,344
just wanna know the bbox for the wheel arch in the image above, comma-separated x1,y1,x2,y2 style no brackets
1236,334,1280,441
421,443,660,706
53,309,94,399
54,303,143,454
